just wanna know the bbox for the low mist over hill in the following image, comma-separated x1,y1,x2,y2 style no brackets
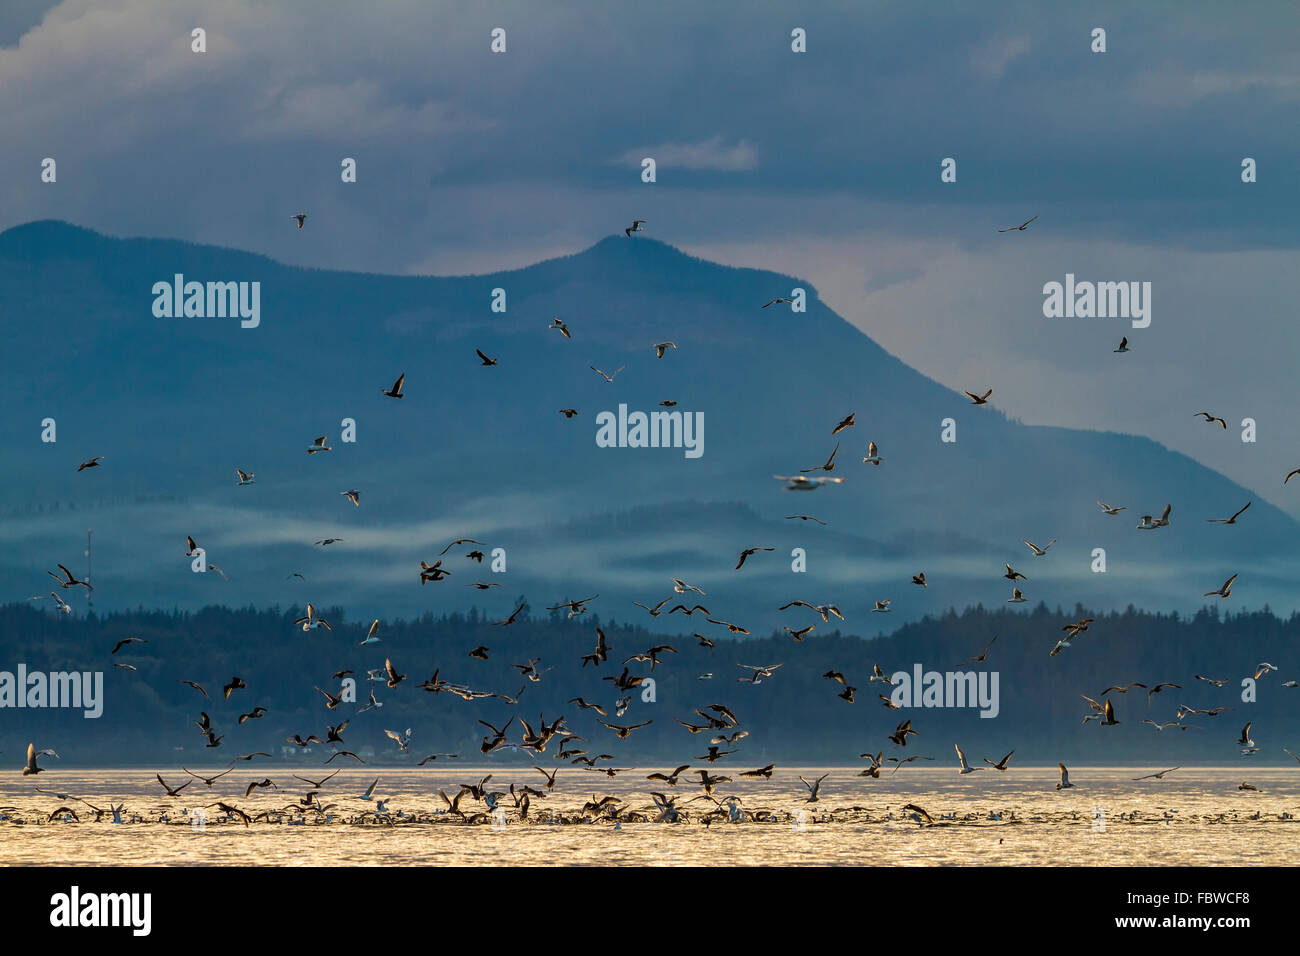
1,220,1296,631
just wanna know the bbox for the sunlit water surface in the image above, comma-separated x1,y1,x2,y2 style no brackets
2,767,1296,866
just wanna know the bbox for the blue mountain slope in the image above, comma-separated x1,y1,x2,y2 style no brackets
0,220,1293,626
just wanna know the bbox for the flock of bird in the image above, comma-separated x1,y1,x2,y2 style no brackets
10,214,1300,832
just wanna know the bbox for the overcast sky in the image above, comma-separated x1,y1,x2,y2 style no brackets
2,0,1297,512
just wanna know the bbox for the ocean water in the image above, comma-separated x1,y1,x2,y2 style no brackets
1,766,1296,866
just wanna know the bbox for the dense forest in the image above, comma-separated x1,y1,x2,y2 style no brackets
0,599,1296,766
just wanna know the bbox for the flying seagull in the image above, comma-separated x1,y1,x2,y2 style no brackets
292,603,333,631
1143,720,1183,732
1136,505,1172,530
955,744,983,774
548,595,598,618
1132,767,1180,781
1194,412,1227,429
183,767,234,786
653,342,677,359
589,365,625,383
780,601,842,622
291,213,307,229
735,547,774,570
831,412,855,435
1097,501,1126,515
76,456,104,472
48,564,92,591
625,219,647,237
156,774,191,797
957,635,998,667
1022,538,1056,556
22,742,55,776
476,348,498,366
997,215,1037,232
359,619,381,645
901,803,934,825
800,443,839,473
737,663,783,684
597,719,653,739
964,388,993,405
381,372,405,398
984,750,1014,771
549,317,571,338
1113,337,1130,353
798,773,829,802
438,538,482,556
1202,573,1238,599
493,603,526,626
889,719,918,746
1206,502,1250,524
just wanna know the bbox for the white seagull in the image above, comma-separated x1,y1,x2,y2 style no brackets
955,744,983,774
1136,505,1171,530
359,620,381,645
293,603,333,632
1022,538,1056,556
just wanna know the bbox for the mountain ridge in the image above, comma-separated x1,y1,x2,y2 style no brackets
0,219,1293,627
